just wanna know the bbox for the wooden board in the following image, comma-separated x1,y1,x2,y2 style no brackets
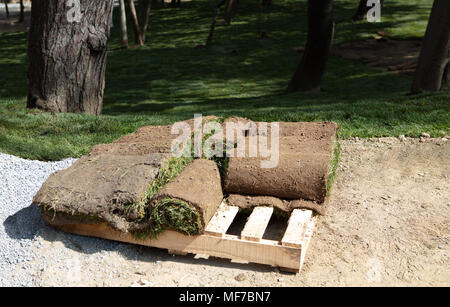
204,202,239,238
240,206,273,242
42,206,317,273
281,209,313,248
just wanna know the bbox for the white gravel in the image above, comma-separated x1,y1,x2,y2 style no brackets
0,152,146,286
0,153,77,286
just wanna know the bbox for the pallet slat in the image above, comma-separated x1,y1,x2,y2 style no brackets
240,206,273,242
42,205,317,273
204,202,239,237
47,220,303,272
281,209,313,248
299,217,316,271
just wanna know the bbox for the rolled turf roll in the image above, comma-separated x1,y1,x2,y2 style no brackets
148,159,223,236
224,121,338,214
34,116,220,234
33,153,170,232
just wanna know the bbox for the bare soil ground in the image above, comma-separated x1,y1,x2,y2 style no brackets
15,137,449,287
332,38,421,75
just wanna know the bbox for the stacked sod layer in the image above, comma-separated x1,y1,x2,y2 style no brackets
222,119,339,215
33,117,223,237
34,116,339,239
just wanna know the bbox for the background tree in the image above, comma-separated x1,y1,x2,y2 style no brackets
27,0,115,115
204,0,227,47
258,0,273,39
353,0,384,21
287,0,334,92
119,0,129,48
224,0,239,25
18,0,24,23
3,0,9,19
127,0,152,46
411,0,449,93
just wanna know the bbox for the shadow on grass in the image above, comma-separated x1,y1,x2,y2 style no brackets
0,0,448,161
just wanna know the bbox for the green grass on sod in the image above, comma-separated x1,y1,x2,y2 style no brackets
0,0,448,161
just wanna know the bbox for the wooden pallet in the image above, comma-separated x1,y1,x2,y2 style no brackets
43,202,316,273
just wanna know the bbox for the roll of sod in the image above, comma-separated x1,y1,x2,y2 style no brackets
148,159,223,236
224,121,338,214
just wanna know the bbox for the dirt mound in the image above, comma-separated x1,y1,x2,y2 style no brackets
332,39,421,75
224,120,338,214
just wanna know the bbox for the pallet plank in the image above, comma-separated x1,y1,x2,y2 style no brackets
299,216,316,271
281,209,313,248
204,202,239,237
240,206,273,242
45,218,302,272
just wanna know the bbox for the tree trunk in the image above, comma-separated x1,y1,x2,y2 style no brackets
411,0,450,93
224,0,235,25
119,0,129,48
353,0,384,21
205,0,227,47
3,0,9,19
27,0,114,115
287,0,334,92
18,0,25,23
127,0,152,46
258,0,273,39
170,0,180,8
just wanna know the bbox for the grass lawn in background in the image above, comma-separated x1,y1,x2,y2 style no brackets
0,0,448,160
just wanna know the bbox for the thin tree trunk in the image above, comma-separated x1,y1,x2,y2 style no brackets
170,0,180,7
353,0,384,21
411,0,450,93
128,0,142,45
3,0,9,19
205,0,227,47
27,0,114,115
224,0,235,25
287,0,334,92
127,0,152,46
258,0,273,39
140,0,152,36
18,0,25,23
119,0,129,47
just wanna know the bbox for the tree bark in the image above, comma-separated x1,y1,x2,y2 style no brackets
205,0,227,47
3,0,9,19
18,0,25,23
411,0,450,93
224,0,235,25
353,0,384,21
287,0,334,92
27,0,114,115
258,0,273,39
127,0,152,46
119,0,129,48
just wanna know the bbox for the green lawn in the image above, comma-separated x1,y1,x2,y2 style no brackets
0,0,448,161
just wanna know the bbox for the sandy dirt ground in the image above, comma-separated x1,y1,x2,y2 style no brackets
11,137,448,287
332,39,421,75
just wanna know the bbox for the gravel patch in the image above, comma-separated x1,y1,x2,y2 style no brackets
0,153,77,286
0,152,145,287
